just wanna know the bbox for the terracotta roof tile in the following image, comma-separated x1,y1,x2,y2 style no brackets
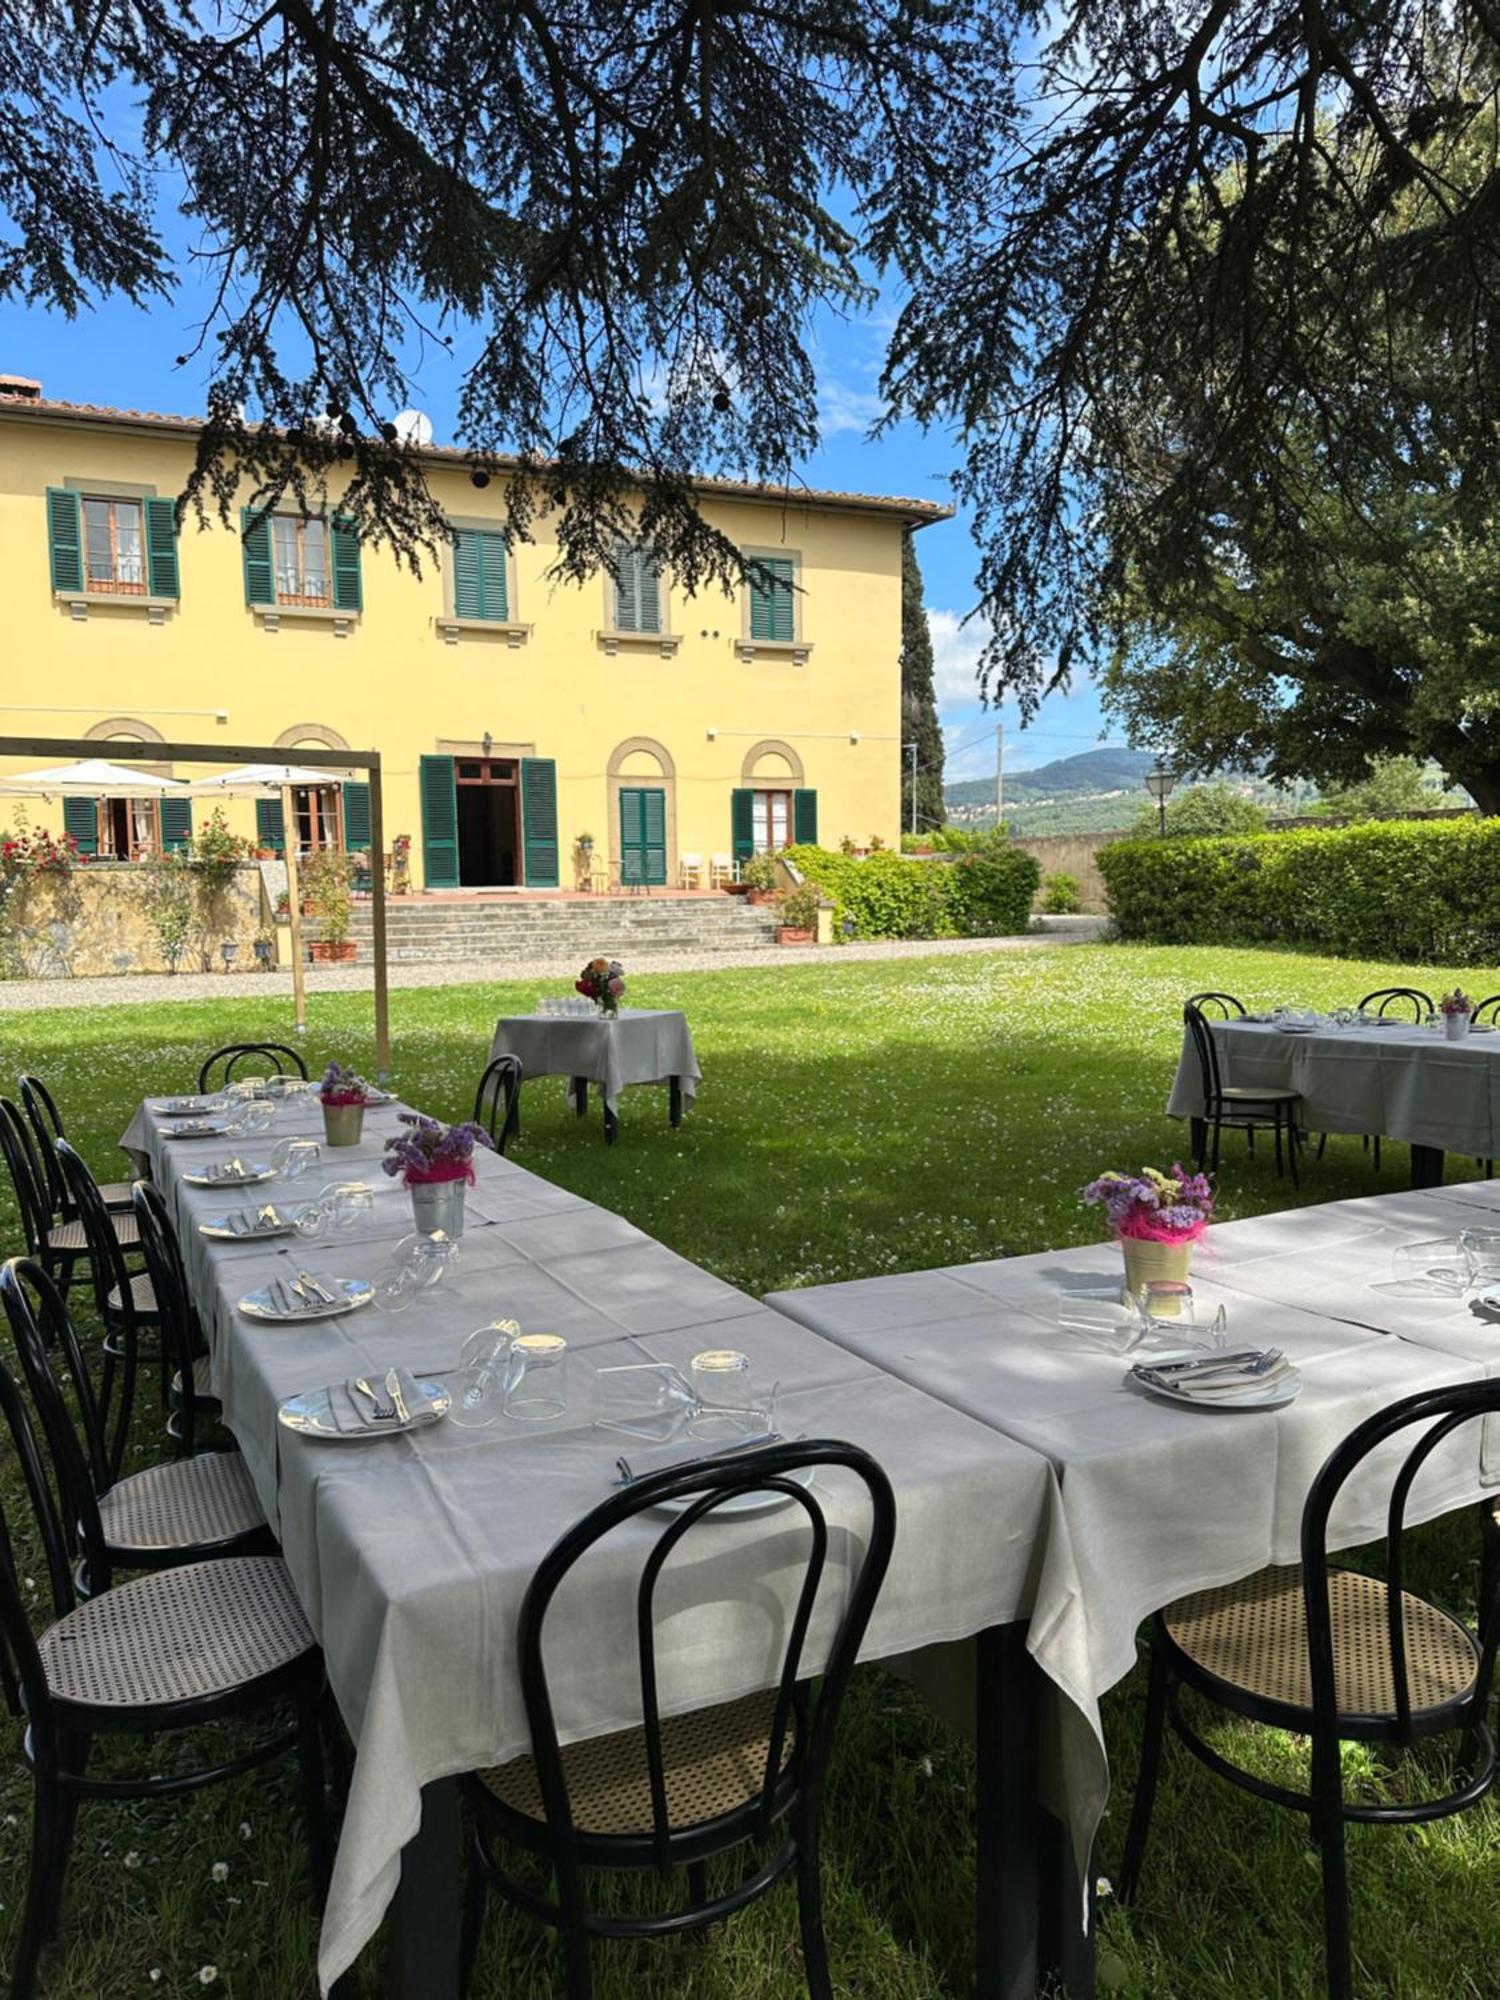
0,392,953,522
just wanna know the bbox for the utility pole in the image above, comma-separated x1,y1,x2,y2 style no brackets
995,723,1004,830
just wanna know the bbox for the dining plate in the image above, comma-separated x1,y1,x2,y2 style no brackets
650,1465,816,1517
278,1375,450,1440
239,1277,374,1321
162,1120,233,1139
1277,1024,1319,1035
199,1208,299,1241
1134,1366,1302,1411
183,1161,276,1188
153,1097,221,1117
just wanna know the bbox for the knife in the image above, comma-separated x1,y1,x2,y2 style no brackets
1137,1348,1266,1377
385,1368,411,1424
297,1271,338,1305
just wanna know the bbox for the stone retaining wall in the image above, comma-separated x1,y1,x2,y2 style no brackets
3,862,266,978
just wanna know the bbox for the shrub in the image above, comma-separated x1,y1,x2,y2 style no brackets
301,848,356,944
739,851,778,892
1097,818,1500,961
784,843,1038,941
1041,871,1083,914
774,880,821,930
1128,781,1267,840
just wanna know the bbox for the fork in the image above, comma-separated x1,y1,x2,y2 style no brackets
353,1377,397,1421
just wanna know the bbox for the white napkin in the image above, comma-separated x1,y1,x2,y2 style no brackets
1135,1354,1293,1400
326,1369,438,1434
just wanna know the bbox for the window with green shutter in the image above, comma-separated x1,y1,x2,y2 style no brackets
254,798,286,854
144,498,180,599
342,782,372,853
731,789,756,864
331,519,362,612
612,542,662,633
160,796,194,851
62,797,99,856
46,489,84,594
748,554,796,642
241,508,275,605
419,756,459,888
452,528,509,620
793,788,818,846
521,758,559,886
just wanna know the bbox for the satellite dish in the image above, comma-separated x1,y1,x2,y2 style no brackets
393,408,434,447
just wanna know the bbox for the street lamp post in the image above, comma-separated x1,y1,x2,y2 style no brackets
1144,765,1179,836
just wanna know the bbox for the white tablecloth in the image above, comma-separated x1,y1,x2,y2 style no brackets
121,1096,1066,1994
489,1007,701,1114
767,1191,1500,1888
1167,1018,1500,1155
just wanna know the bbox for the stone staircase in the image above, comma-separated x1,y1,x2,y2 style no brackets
347,893,781,964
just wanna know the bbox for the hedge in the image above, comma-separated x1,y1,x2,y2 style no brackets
785,843,1040,941
1096,818,1500,961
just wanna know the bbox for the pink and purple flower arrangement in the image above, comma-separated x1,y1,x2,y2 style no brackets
317,1061,371,1107
1080,1165,1215,1243
576,956,626,1013
382,1112,494,1187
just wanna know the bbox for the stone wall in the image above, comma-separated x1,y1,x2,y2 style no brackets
3,862,267,978
1010,832,1127,914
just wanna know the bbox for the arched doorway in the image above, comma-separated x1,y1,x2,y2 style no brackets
81,718,174,857
274,723,356,855
739,739,808,854
607,738,677,888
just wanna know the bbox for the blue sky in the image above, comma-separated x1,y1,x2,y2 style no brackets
0,233,1114,790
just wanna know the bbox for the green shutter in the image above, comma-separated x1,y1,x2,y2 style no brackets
419,755,459,888
62,797,98,856
342,781,371,852
731,788,755,864
331,519,362,612
478,533,508,619
160,796,193,851
241,508,275,605
521,757,559,886
637,555,661,634
255,798,285,854
619,786,644,852
641,787,667,883
749,555,795,642
46,488,83,594
613,541,638,631
144,497,180,599
452,530,481,619
793,788,818,846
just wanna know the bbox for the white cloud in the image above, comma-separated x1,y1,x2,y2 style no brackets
817,378,887,437
928,608,988,708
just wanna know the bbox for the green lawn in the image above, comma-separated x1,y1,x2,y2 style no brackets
1,941,1498,1996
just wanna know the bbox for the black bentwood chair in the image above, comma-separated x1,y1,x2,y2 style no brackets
1183,991,1246,1019
0,1100,138,1298
53,1141,160,1474
0,1300,330,2000
196,1042,309,1094
18,1076,134,1213
0,1260,270,1600
1119,1381,1500,1999
132,1180,222,1456
459,1440,897,2000
473,1055,524,1156
1184,1003,1302,1186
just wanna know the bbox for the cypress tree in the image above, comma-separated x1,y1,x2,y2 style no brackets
901,531,946,833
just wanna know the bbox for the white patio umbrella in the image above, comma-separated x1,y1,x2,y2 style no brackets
185,763,358,1037
0,757,188,795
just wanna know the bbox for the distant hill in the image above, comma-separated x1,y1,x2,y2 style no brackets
945,746,1155,813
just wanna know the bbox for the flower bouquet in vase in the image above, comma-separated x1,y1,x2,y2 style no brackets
382,1113,494,1237
1440,990,1474,1041
317,1062,372,1147
576,956,626,1017
1081,1165,1214,1307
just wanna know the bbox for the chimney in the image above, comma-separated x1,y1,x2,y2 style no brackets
0,374,42,400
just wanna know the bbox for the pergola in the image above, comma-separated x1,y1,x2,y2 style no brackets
0,734,391,1076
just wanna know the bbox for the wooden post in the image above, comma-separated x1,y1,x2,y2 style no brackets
282,784,308,1038
367,757,391,1080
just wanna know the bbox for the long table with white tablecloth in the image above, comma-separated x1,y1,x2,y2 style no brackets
120,1091,1074,1997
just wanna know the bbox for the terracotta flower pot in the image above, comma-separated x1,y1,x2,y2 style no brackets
777,926,815,945
308,939,358,963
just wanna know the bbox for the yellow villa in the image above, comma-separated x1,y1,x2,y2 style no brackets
0,380,949,892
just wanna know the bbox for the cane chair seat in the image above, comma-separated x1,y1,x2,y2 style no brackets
105,1270,157,1317
98,1451,264,1554
1218,1085,1302,1104
99,1181,135,1210
478,1690,796,1836
171,1354,217,1403
37,1556,313,1710
1163,1565,1478,1722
